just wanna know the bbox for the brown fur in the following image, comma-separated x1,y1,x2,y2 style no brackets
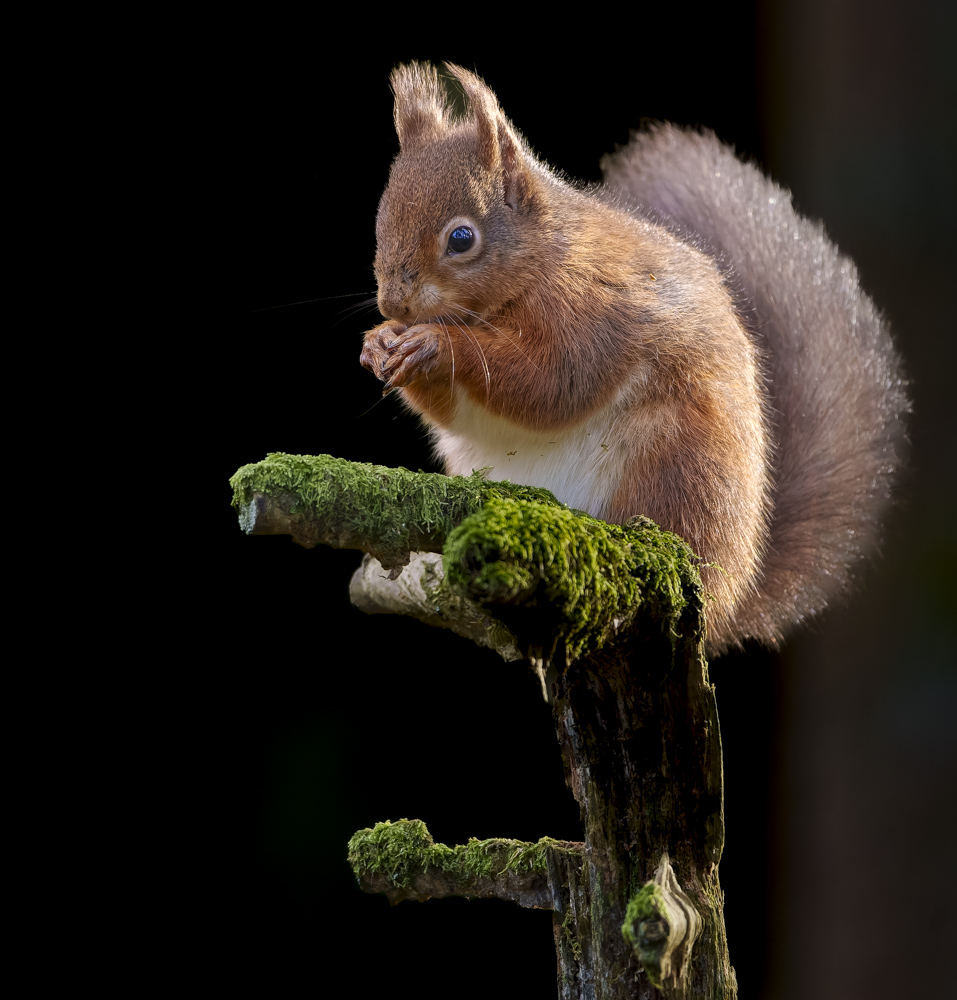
360,62,907,656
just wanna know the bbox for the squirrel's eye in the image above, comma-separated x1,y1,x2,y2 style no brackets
447,227,474,254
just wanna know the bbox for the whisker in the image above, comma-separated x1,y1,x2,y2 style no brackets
448,313,491,402
440,317,456,402
416,317,457,416
456,307,543,373
414,316,455,410
356,394,391,419
339,297,382,317
251,291,375,314
330,297,383,327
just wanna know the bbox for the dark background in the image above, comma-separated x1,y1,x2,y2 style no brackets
210,3,955,996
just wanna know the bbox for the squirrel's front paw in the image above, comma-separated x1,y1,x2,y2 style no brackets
360,322,439,388
360,322,406,382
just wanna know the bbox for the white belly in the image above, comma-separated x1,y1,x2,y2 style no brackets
430,390,635,520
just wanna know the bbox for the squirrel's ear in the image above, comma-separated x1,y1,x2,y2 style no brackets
444,63,533,210
391,63,448,148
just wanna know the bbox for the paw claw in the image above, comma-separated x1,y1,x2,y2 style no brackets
361,321,439,387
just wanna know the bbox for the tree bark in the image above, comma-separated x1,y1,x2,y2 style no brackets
234,454,737,998
546,625,735,997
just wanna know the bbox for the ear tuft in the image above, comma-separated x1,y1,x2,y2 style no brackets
390,62,449,148
443,63,532,207
443,63,501,170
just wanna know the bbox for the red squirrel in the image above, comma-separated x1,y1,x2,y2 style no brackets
360,62,908,656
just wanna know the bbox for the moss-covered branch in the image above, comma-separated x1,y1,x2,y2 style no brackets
445,502,697,665
230,452,558,576
232,452,734,996
347,819,583,909
231,454,701,668
349,552,525,665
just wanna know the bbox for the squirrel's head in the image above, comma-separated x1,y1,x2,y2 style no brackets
375,63,550,323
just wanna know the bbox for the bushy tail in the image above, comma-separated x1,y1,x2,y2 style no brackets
602,126,908,646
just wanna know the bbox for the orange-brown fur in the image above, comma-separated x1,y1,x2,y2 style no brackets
360,62,906,655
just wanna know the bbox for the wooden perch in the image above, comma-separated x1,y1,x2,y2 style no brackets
232,453,737,997
347,818,583,910
231,453,698,668
349,551,525,665
231,452,560,577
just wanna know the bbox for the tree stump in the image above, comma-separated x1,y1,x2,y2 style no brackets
232,453,737,998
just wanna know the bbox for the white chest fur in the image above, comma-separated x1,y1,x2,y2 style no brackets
429,389,637,520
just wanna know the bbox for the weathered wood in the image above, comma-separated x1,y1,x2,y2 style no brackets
349,551,525,666
548,625,735,997
347,819,583,910
234,455,737,997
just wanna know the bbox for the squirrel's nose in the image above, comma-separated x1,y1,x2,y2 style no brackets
377,271,417,320
377,290,413,321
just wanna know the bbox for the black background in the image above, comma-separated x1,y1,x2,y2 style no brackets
203,5,955,996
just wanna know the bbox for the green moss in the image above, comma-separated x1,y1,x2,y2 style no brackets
622,883,665,940
444,499,698,662
230,453,562,566
622,884,669,989
347,819,451,888
232,455,702,663
562,911,584,961
347,818,575,889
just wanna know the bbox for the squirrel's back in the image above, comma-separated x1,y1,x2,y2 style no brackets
603,126,908,645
